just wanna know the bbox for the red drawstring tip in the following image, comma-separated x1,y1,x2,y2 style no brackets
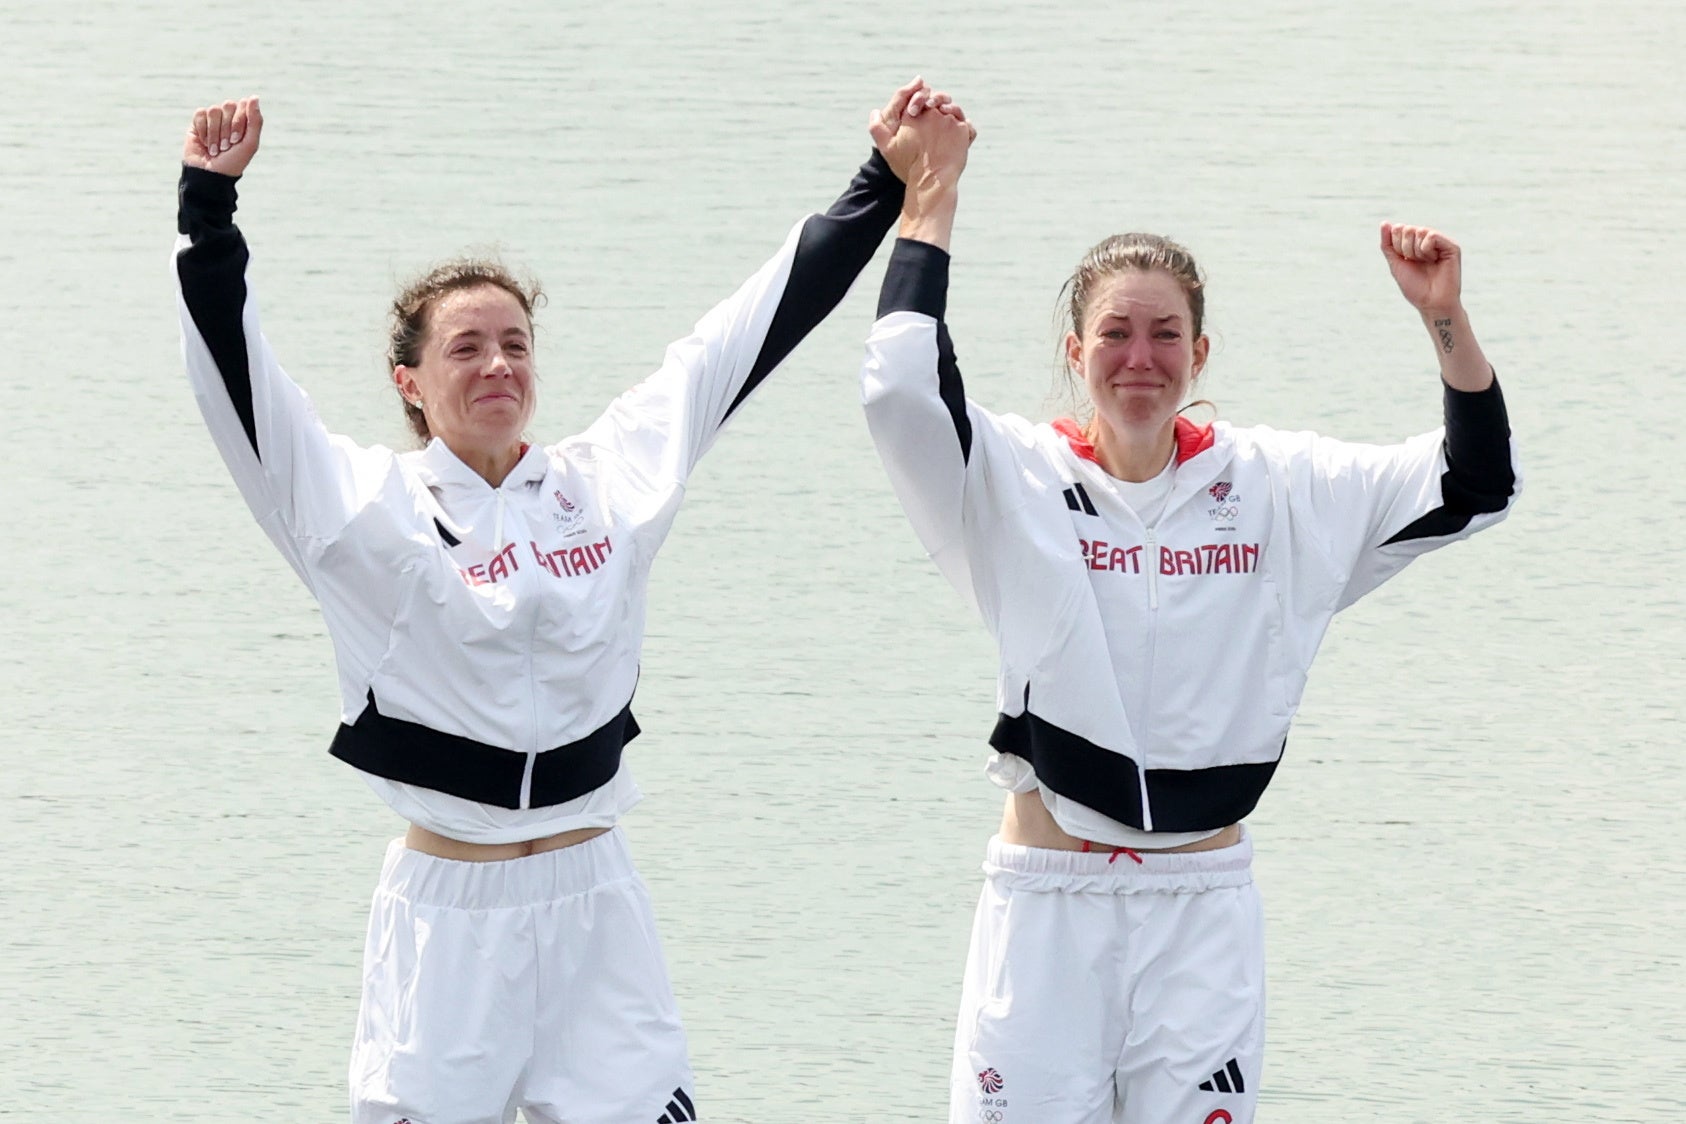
1083,840,1145,864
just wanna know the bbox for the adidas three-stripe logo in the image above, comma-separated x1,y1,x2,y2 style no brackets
1198,1058,1246,1094
656,1087,697,1123
1063,483,1098,516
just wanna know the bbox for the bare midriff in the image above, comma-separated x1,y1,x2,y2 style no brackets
1000,791,1241,853
403,823,612,862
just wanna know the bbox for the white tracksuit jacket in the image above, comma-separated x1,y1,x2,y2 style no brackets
175,154,904,841
861,239,1521,836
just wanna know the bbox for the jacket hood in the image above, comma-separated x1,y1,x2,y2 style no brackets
1051,415,1217,467
406,438,550,493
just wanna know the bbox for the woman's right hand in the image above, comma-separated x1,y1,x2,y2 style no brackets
869,79,975,187
182,97,263,177
873,80,975,251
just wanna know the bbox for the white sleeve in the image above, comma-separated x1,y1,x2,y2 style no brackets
860,239,1029,623
174,167,386,587
1286,381,1521,608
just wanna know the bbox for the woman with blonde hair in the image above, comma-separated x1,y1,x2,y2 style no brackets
862,101,1518,1124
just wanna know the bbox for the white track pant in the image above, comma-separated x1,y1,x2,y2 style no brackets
949,832,1265,1124
348,829,698,1124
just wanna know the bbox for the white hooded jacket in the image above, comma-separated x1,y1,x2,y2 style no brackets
176,154,904,842
861,239,1521,837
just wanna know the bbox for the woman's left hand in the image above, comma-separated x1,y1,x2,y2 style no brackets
183,96,263,177
1380,222,1462,314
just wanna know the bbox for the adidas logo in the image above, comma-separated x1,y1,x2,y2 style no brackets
1198,1058,1246,1095
1062,482,1098,516
656,1086,697,1123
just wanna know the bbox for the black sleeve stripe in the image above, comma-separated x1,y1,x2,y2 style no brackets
177,167,260,458
1443,375,1514,496
935,322,973,463
876,236,948,321
1382,376,1515,546
1380,503,1474,545
875,238,971,463
724,151,906,422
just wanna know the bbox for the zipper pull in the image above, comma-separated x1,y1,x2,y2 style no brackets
1145,528,1159,610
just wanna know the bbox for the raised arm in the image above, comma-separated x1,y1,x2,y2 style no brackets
1377,222,1517,535
178,98,265,459
176,98,380,584
1381,222,1491,392
1297,225,1520,608
580,81,924,485
859,91,997,606
870,83,973,252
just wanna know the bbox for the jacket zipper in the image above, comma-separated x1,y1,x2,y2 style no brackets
1144,527,1160,610
510,490,540,809
1137,526,1160,829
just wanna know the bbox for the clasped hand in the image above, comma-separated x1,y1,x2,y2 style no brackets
869,77,976,188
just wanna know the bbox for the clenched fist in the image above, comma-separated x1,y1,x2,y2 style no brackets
182,97,263,177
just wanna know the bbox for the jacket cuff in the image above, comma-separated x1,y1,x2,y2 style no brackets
877,237,949,321
1443,372,1513,495
864,147,899,185
178,166,240,235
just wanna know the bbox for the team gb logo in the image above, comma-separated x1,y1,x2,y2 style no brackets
552,488,586,535
1207,480,1241,523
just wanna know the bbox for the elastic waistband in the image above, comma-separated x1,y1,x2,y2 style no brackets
982,829,1254,895
375,825,638,910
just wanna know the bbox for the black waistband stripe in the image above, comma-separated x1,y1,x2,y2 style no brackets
328,691,639,809
989,708,1282,833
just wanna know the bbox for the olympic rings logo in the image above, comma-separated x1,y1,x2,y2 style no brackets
1209,506,1239,521
980,1112,1004,1123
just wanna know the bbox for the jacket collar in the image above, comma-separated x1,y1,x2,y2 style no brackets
408,438,548,491
1052,415,1216,468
